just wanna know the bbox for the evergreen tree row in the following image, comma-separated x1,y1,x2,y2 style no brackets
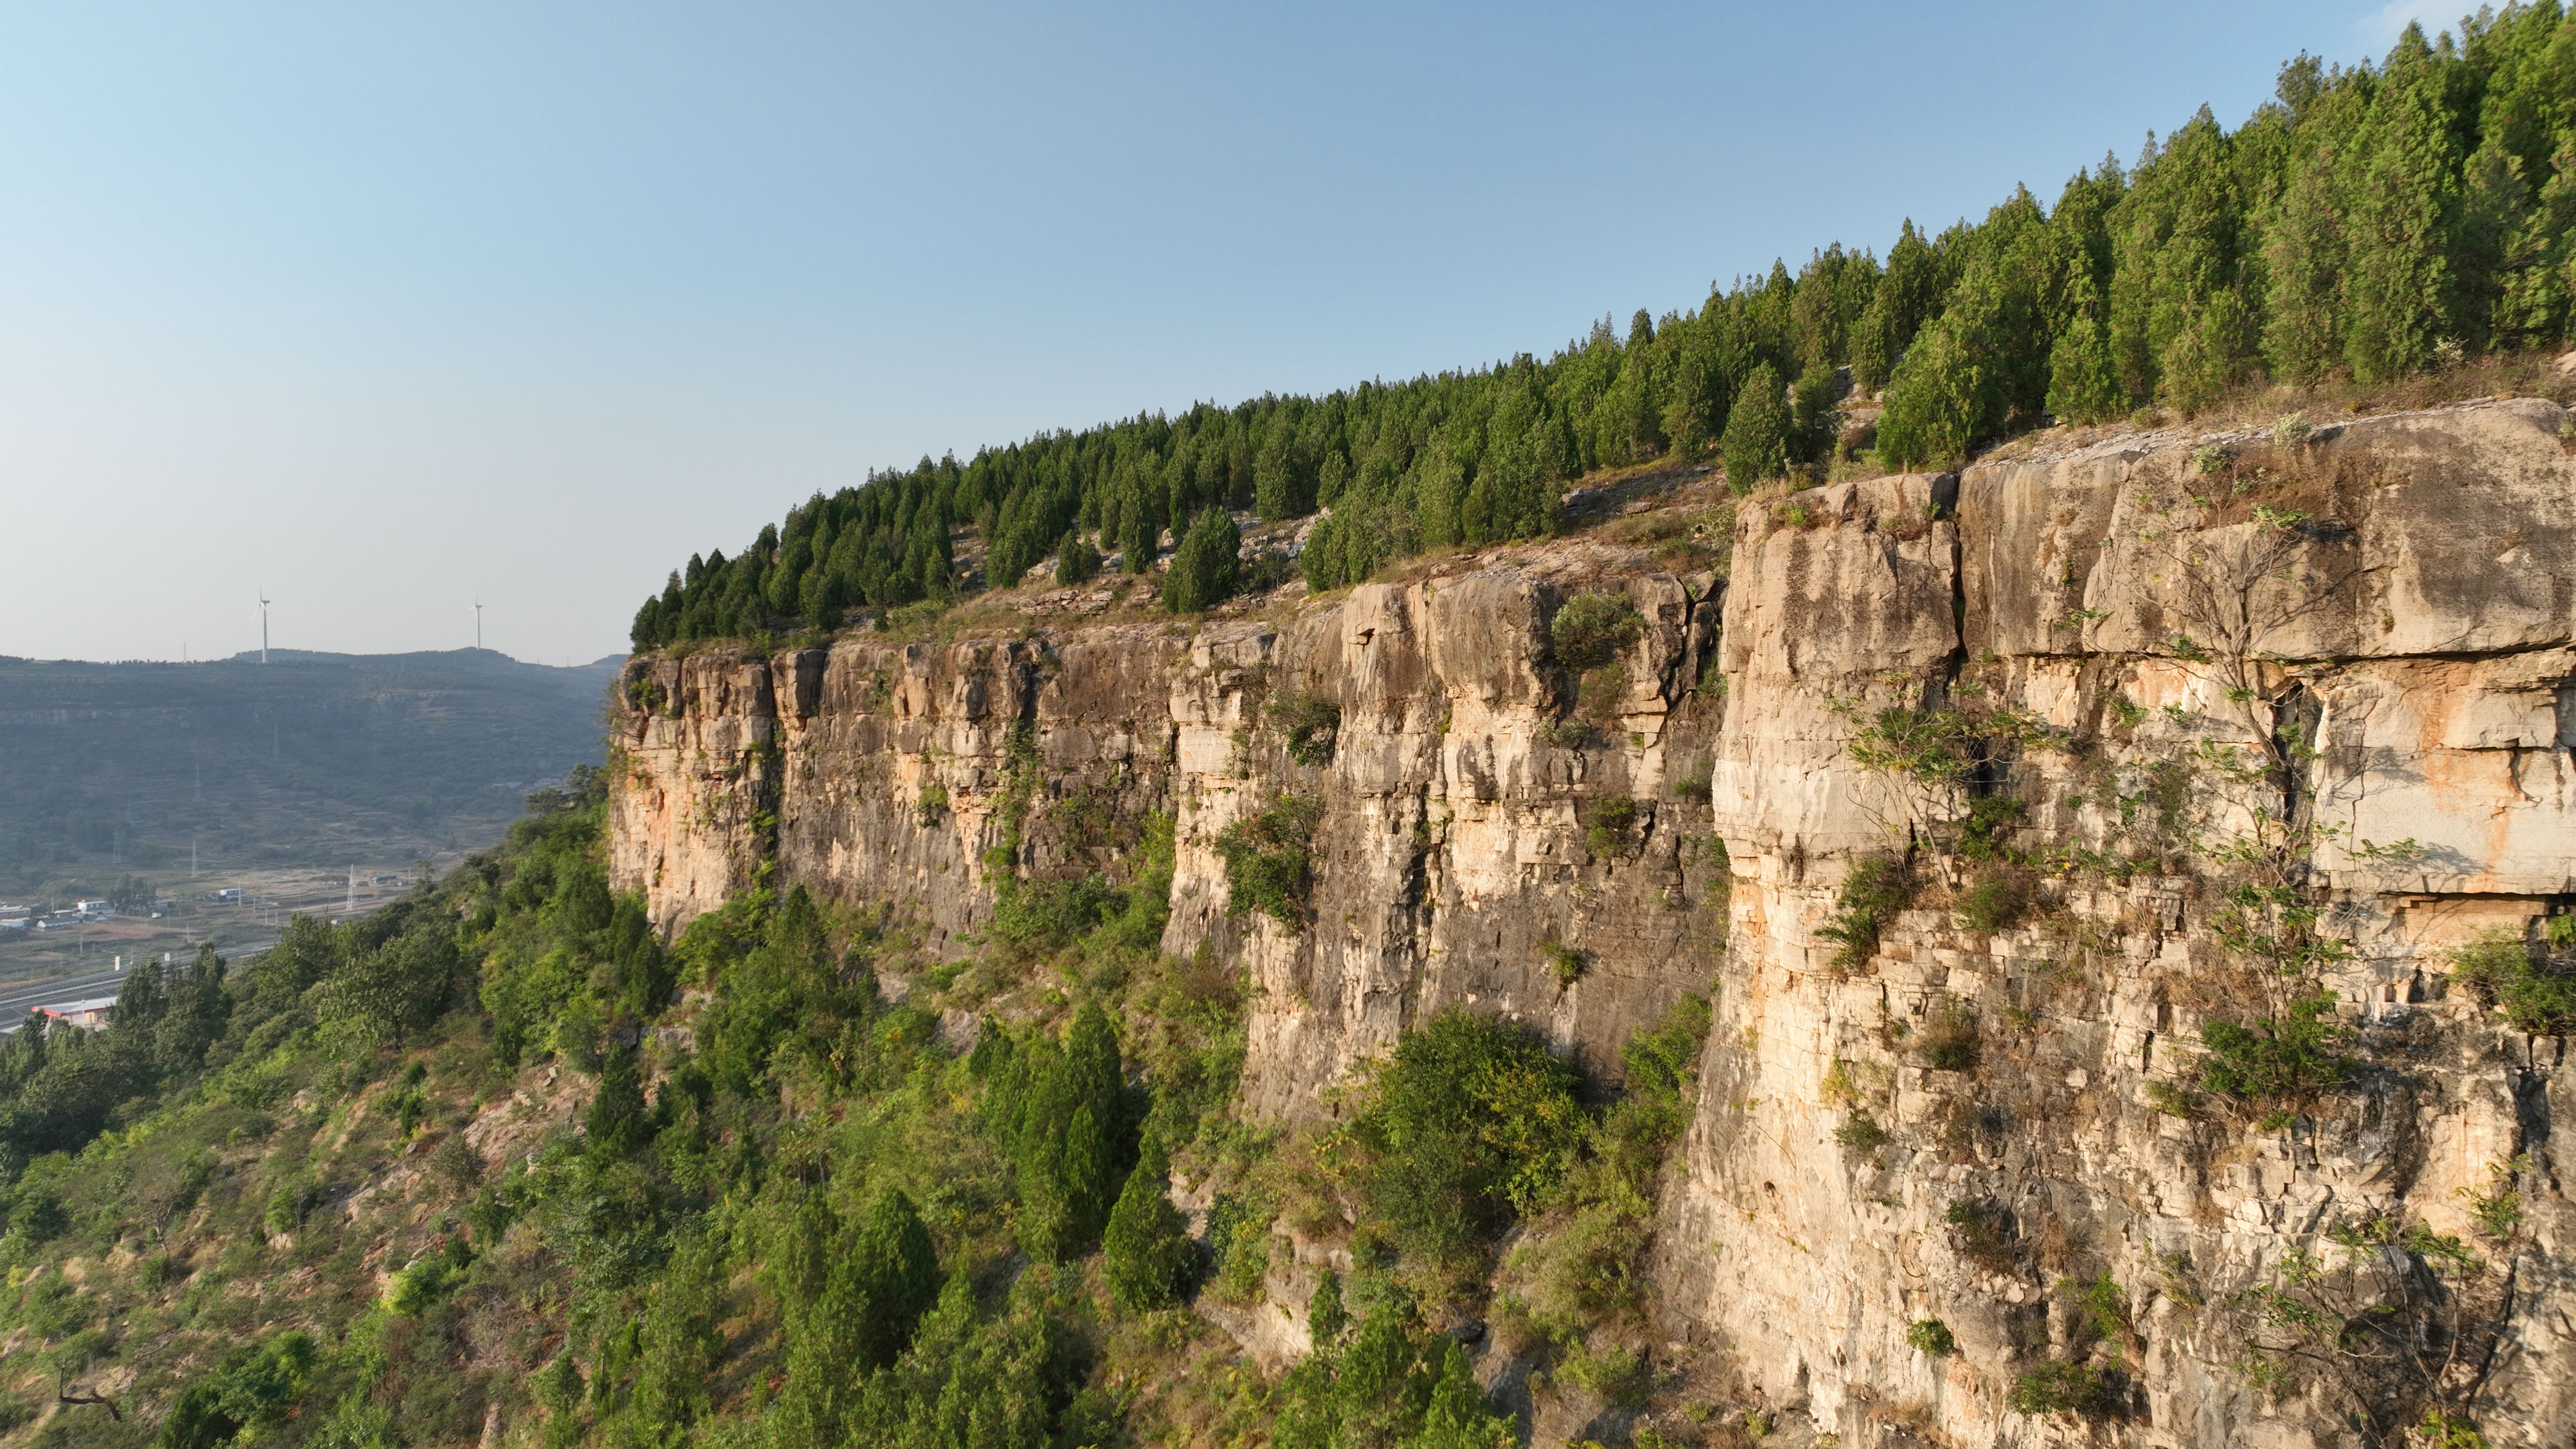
635,9,2576,650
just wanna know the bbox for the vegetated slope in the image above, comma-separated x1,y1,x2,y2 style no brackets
0,650,621,895
0,760,1700,1448
632,8,2576,649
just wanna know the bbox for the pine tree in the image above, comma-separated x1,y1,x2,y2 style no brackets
585,1047,651,1158
847,1185,941,1369
1414,1338,1513,1449
1852,220,1942,390
1053,530,1100,586
1162,509,1242,614
1103,1136,1194,1312
1122,486,1160,574
2343,26,2471,382
2260,122,2351,383
1307,1268,1348,1347
2047,265,2126,423
1719,362,1791,491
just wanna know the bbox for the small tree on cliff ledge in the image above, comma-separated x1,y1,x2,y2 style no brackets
1163,509,1241,613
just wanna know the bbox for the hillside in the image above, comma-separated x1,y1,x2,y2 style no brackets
0,649,622,899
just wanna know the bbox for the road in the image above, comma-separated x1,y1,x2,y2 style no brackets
0,935,282,1029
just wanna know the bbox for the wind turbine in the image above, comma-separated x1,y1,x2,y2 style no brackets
258,589,272,664
475,599,484,651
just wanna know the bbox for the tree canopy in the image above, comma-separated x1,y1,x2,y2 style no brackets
633,9,2576,649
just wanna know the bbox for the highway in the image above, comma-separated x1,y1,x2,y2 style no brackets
0,968,130,1020
0,935,281,1028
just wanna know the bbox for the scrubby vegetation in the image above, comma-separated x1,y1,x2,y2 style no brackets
1268,997,1715,1412
1214,795,1325,928
0,730,1740,1446
2451,927,2576,1034
636,9,2576,647
1816,854,1912,973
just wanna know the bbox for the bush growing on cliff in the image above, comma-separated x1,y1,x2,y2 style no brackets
2451,929,2576,1035
1547,592,1643,673
1272,690,1343,767
1957,865,2032,932
1341,1010,1586,1286
1272,1312,1514,1449
1818,854,1912,973
2197,992,2349,1104
2009,1358,2119,1418
1216,794,1325,927
1582,794,1640,859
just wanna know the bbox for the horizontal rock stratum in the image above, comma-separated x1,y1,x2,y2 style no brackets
613,397,2576,1445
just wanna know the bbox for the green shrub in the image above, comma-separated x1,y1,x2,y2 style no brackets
1583,794,1640,858
2145,1081,2201,1119
1945,1200,2018,1274
1956,866,2031,932
2452,929,2576,1034
1546,942,1587,987
1271,691,1343,767
1904,1318,1956,1356
1555,1339,1647,1403
1307,1268,1348,1345
2008,1359,2116,1417
1817,854,1912,972
2198,993,2348,1102
1345,1010,1586,1278
1918,998,1980,1071
915,782,949,828
386,1236,473,1314
1273,1315,1514,1449
1054,530,1101,585
1215,795,1324,927
264,1176,324,1239
1548,592,1644,672
1833,1114,1890,1152
994,873,1124,953
1669,769,1712,803
1205,1190,1279,1304
2059,1271,2128,1349
2460,1155,2530,1240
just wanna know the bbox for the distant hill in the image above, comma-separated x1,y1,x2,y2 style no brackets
0,648,620,895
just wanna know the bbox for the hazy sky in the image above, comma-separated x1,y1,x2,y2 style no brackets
0,0,2466,666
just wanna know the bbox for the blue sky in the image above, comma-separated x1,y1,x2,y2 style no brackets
0,1,2468,664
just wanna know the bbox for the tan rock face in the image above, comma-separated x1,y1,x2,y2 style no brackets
610,550,1729,1116
1671,398,2576,1446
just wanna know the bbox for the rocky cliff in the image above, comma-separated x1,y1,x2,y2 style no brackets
611,397,2576,1445
609,545,1730,1120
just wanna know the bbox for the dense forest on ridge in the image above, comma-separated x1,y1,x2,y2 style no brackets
633,10,2576,648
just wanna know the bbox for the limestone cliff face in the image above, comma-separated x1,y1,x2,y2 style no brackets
1666,398,2576,1446
610,397,2576,1445
608,546,1730,1113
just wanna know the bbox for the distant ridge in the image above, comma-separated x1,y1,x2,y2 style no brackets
0,649,621,893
